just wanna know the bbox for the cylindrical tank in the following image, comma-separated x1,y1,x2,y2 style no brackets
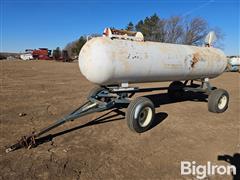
79,37,227,85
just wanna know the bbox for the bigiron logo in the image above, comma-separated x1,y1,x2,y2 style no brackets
181,161,236,179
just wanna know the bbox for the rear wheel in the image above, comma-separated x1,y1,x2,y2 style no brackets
126,97,155,133
168,81,185,100
208,89,229,113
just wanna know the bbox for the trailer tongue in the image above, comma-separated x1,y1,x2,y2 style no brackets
6,97,116,153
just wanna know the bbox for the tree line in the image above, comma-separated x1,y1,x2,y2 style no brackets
63,14,223,58
126,14,223,45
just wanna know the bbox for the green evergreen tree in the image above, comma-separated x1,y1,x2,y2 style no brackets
53,47,61,60
126,22,135,31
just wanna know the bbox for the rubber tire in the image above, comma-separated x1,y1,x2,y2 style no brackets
88,86,105,99
208,89,229,113
168,81,184,100
126,97,155,133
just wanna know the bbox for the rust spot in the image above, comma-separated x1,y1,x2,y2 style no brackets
191,52,201,68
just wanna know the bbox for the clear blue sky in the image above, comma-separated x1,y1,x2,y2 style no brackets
1,0,239,55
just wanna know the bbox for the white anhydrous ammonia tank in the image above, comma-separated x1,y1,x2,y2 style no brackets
79,37,227,85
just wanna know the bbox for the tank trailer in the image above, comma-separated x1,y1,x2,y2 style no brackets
6,28,229,153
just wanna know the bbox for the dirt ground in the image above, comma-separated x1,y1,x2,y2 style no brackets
0,60,239,180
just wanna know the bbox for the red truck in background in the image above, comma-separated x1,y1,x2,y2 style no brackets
32,48,52,60
21,48,70,61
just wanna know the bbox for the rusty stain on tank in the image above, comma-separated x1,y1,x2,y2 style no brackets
191,52,201,68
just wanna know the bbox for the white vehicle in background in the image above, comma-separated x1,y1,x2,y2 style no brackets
227,56,240,72
20,53,33,60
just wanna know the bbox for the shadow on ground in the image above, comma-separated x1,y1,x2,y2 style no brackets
145,91,208,108
34,108,168,147
33,91,207,148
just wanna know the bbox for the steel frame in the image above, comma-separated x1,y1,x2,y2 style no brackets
6,79,215,153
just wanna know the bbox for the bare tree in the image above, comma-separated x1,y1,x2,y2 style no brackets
64,36,86,58
135,15,224,46
155,18,167,42
64,41,76,58
64,34,101,58
211,27,225,49
165,16,183,43
182,17,209,45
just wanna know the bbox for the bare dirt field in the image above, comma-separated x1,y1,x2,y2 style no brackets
0,60,239,180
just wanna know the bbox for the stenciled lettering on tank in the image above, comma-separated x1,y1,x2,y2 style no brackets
127,52,141,60
162,53,182,69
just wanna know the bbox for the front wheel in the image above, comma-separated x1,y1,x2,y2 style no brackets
126,97,155,133
208,89,229,113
